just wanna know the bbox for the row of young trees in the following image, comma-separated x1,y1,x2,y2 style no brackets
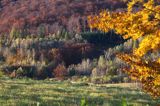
9,25,46,39
88,0,160,98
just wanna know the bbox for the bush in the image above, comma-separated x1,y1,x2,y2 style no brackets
74,59,93,76
10,67,36,78
98,55,106,68
37,66,52,79
68,68,76,77
91,77,104,84
37,61,58,79
102,75,112,83
53,64,68,79
110,75,123,83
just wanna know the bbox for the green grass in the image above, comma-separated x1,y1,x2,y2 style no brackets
0,77,160,106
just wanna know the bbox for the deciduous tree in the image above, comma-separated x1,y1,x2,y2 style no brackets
88,0,160,98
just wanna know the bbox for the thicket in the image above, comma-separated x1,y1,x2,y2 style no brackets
0,30,131,81
1,30,158,85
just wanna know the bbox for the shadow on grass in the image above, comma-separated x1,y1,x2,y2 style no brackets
104,87,160,106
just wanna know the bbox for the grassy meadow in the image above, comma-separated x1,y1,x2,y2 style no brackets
0,77,160,106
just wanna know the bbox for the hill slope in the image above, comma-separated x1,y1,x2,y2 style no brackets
0,0,126,36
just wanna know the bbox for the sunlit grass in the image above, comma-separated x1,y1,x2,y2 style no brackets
0,77,160,106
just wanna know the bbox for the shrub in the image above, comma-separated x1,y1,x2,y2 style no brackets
37,61,58,79
98,55,106,68
102,75,112,83
110,75,123,83
74,59,93,76
37,66,51,79
91,68,98,78
53,64,68,79
10,67,36,78
68,68,76,77
107,66,118,76
91,77,104,84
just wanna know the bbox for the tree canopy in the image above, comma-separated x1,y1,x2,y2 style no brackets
88,0,160,98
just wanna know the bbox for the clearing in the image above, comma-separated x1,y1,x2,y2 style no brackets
0,77,160,106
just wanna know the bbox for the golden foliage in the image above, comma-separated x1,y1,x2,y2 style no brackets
88,0,160,97
117,53,160,97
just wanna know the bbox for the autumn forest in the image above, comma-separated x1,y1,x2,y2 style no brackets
0,0,160,106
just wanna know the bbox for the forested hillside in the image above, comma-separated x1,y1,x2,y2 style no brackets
0,0,126,36
0,0,159,105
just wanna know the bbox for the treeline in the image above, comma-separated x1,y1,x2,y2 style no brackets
0,31,136,84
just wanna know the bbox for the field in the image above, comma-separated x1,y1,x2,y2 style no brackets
0,77,160,106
